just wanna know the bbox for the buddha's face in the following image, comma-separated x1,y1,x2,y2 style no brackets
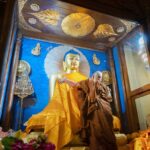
65,53,80,71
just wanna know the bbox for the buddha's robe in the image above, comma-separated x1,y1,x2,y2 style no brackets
26,72,87,150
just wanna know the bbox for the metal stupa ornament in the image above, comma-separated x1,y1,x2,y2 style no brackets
61,13,95,37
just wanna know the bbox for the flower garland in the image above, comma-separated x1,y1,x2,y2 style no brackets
0,128,55,150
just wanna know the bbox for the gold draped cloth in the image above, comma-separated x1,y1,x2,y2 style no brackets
26,72,87,150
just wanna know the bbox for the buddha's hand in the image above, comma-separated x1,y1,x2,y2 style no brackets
58,77,67,84
58,77,77,87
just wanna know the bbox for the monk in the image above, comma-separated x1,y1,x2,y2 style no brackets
77,71,118,150
60,71,118,150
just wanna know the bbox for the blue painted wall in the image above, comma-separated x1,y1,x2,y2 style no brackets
12,37,110,130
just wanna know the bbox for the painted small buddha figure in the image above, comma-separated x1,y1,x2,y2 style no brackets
25,50,87,150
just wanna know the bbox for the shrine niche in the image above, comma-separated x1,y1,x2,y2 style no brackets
10,37,111,131
1,0,150,149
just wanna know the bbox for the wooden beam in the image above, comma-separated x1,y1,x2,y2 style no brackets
131,84,150,97
133,90,150,99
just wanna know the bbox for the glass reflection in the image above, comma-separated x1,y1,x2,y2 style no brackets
123,31,150,90
135,95,150,130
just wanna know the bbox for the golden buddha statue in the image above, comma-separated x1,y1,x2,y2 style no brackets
25,50,87,150
50,50,81,98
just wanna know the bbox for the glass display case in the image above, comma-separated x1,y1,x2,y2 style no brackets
135,94,150,130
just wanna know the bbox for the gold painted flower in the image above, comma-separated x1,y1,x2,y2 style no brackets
31,9,60,26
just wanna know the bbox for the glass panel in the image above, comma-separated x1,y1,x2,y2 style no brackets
123,30,150,90
135,94,150,130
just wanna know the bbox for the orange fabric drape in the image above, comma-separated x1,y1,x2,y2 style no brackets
26,72,87,150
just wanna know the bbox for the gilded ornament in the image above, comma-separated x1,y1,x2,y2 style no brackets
28,18,37,24
61,13,95,37
93,54,100,65
108,37,116,42
93,24,117,38
30,3,40,11
31,43,41,56
31,9,60,26
120,19,137,33
102,71,112,85
116,26,125,33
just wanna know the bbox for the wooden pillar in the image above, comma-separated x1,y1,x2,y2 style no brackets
1,34,22,130
0,0,16,76
0,1,18,123
107,49,121,118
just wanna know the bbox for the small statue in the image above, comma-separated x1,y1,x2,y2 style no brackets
93,54,100,65
31,43,41,56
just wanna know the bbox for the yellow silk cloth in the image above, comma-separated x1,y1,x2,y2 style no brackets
26,72,87,150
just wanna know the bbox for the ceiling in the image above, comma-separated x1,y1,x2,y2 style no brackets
59,0,150,22
18,0,139,50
